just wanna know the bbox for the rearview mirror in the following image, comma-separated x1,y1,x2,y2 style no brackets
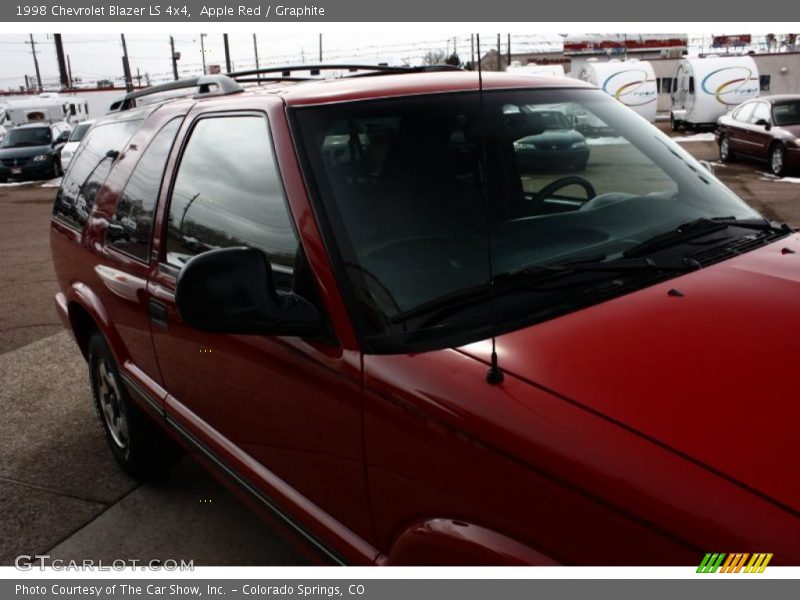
175,247,322,337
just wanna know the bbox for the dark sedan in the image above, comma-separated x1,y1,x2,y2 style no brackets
0,122,70,182
512,109,590,172
716,95,800,177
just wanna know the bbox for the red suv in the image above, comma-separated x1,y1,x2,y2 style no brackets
50,67,800,566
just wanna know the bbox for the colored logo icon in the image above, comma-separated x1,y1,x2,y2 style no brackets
697,553,773,573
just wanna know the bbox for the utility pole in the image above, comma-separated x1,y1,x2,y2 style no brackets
136,67,142,87
54,34,69,89
27,34,43,92
120,34,133,92
200,33,207,75
507,33,511,67
170,36,179,80
67,55,73,87
319,33,323,62
223,33,232,73
496,33,501,71
470,34,475,68
253,34,260,82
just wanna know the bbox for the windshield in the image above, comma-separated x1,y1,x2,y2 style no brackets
68,122,91,142
772,101,800,126
294,88,763,352
1,126,51,148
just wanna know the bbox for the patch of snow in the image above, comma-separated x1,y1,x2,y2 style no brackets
671,133,717,143
586,136,627,146
0,181,34,188
39,177,62,188
759,173,800,184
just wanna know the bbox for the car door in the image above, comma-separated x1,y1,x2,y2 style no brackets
147,108,374,557
748,101,774,160
726,102,755,153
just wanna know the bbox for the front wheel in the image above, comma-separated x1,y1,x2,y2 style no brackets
770,144,787,177
719,135,735,163
88,333,180,479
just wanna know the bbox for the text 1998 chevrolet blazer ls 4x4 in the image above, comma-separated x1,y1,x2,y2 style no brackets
50,67,800,565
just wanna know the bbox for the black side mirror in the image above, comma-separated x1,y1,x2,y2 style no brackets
755,118,772,130
175,247,322,337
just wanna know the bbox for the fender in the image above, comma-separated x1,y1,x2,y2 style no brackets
383,519,560,566
66,280,128,366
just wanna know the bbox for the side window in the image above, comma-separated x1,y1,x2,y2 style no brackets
108,119,181,262
164,115,298,290
53,119,141,230
688,77,694,94
751,102,771,124
733,103,755,123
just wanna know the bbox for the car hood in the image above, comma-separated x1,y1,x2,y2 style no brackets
460,234,800,513
517,129,585,145
0,144,50,159
775,124,800,139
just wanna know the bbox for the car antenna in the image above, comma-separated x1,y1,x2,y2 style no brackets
476,34,504,386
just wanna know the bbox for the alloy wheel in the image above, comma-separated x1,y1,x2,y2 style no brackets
97,359,129,450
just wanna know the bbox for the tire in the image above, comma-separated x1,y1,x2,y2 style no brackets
719,135,735,163
769,144,787,177
670,114,682,132
88,333,180,480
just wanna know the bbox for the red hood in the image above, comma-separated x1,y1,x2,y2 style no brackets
460,234,800,515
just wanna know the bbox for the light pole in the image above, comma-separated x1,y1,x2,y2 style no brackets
200,33,207,75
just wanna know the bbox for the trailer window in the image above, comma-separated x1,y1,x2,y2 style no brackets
688,77,694,94
759,75,771,92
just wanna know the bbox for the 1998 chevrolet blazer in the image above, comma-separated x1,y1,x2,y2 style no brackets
50,66,800,565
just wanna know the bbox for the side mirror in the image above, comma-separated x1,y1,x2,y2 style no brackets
755,118,772,130
175,247,322,337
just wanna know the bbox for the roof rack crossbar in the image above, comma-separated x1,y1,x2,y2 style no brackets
111,75,243,111
227,64,462,81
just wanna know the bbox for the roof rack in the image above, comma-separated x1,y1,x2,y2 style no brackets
227,64,462,82
109,75,243,111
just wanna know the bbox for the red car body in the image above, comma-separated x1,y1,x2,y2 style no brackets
50,72,800,565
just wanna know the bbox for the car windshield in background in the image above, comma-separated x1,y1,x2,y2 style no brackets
772,101,800,126
294,88,765,352
68,122,92,142
1,126,51,148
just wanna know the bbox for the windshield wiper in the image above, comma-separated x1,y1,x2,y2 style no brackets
389,255,688,326
623,216,786,259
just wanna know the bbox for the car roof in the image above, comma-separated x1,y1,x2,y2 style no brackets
101,71,596,124
278,71,594,107
15,122,56,129
761,94,800,103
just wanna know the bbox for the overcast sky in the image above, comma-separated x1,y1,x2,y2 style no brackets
0,31,566,90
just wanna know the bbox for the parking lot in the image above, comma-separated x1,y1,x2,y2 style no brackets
0,128,798,566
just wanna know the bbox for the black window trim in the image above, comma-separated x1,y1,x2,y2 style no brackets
105,115,186,266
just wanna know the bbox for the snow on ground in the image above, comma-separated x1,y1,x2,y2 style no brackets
0,177,61,188
586,137,626,146
670,133,717,143
759,173,800,184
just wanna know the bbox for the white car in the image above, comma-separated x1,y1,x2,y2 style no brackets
0,125,7,144
59,120,95,170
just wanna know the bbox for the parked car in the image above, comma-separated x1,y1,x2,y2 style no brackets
0,121,70,182
716,95,800,177
50,70,800,566
511,109,590,172
59,119,95,171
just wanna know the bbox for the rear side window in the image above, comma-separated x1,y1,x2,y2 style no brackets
54,119,141,230
164,115,297,289
107,119,181,262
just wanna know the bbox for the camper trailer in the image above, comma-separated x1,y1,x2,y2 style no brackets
3,93,89,127
506,62,566,78
575,58,658,122
670,56,760,129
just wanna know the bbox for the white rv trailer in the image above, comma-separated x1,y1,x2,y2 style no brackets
3,93,90,127
506,62,566,78
670,56,760,129
575,58,658,122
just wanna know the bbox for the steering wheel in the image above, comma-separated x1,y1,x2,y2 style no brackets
532,175,596,204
